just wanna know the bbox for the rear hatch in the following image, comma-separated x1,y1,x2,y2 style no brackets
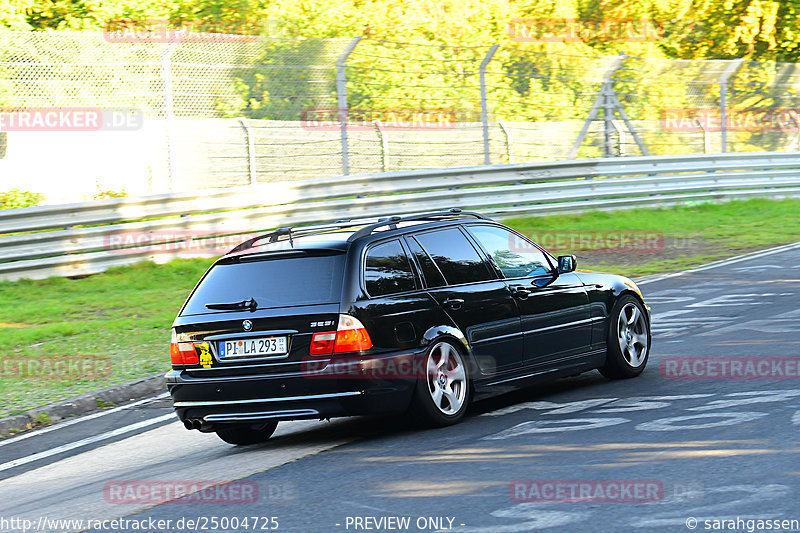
172,250,345,376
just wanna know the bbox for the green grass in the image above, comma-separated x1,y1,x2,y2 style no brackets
0,259,213,417
1,198,800,418
503,198,800,276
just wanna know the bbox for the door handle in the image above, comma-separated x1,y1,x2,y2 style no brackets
513,288,531,300
443,298,464,310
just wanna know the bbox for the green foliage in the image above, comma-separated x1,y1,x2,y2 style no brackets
0,189,43,209
3,0,798,62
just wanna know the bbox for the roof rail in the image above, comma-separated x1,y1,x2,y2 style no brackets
227,216,385,254
346,208,488,242
227,208,488,254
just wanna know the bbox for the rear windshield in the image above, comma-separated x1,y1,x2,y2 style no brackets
181,254,345,316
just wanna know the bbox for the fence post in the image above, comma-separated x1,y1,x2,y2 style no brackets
719,58,744,153
613,119,625,156
336,37,363,176
498,121,514,163
374,120,388,172
480,44,500,165
569,55,625,159
160,42,179,192
238,118,257,185
694,118,711,153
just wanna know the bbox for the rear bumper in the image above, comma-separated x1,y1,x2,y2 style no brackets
166,350,421,426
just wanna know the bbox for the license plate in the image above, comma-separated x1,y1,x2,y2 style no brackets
218,336,287,358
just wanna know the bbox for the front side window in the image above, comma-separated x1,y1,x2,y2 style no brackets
364,240,416,296
414,228,493,285
468,225,552,279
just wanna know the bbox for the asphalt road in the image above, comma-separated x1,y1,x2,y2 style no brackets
1,242,800,533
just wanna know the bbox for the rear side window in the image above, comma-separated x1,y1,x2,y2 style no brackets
182,254,345,315
406,237,446,288
414,228,493,285
364,240,416,297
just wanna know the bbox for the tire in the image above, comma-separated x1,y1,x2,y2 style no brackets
408,339,470,427
215,421,279,445
599,295,651,379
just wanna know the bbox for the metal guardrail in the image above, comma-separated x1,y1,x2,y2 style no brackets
2,151,800,281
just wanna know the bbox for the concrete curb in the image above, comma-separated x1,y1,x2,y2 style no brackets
0,373,166,436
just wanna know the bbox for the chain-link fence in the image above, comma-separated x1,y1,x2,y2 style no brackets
1,30,800,200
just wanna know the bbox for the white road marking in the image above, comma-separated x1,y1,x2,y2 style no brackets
732,264,783,272
687,390,800,412
636,240,800,285
635,412,768,431
0,392,169,448
687,293,775,308
0,418,349,532
0,413,176,472
483,417,629,440
642,296,695,304
630,484,790,528
480,398,616,417
591,394,714,414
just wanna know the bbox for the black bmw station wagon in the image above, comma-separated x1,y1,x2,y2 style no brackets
167,209,651,445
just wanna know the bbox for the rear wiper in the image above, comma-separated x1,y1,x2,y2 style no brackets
205,298,257,311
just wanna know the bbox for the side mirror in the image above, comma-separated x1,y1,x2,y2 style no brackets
557,255,577,273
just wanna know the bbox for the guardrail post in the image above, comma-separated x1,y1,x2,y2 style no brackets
239,118,257,185
480,45,500,165
719,58,744,153
160,42,179,192
336,37,363,176
373,120,388,172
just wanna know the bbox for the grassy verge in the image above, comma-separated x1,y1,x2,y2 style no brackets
503,198,800,276
1,198,799,417
0,259,213,417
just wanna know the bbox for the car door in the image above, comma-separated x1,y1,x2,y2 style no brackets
407,227,523,375
466,224,592,367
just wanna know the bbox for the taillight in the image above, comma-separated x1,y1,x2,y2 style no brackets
170,329,199,365
309,315,372,356
310,332,336,355
334,314,372,353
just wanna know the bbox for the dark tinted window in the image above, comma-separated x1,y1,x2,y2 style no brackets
407,237,446,288
182,254,344,316
468,225,552,278
414,228,493,285
365,240,416,296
